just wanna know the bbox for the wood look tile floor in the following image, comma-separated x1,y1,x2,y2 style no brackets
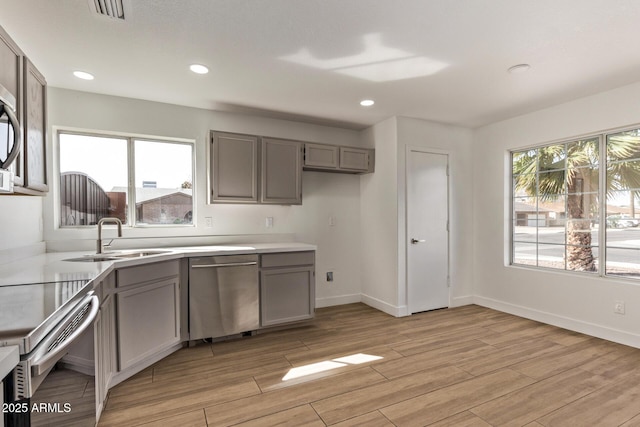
97,304,640,427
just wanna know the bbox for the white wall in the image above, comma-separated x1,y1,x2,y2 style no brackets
360,117,400,313
473,81,640,348
291,172,362,307
359,116,474,316
396,117,474,310
0,196,44,264
44,88,365,305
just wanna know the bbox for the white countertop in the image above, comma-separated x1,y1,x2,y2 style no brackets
0,242,316,287
0,345,18,379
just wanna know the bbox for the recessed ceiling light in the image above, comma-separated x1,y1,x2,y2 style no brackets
190,64,209,74
360,99,375,107
508,64,531,74
73,71,94,80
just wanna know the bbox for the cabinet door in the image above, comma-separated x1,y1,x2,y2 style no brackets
260,267,314,326
304,143,338,169
0,26,20,99
261,138,302,205
0,26,23,186
95,293,115,420
339,147,369,171
210,132,258,203
21,58,47,192
117,276,180,371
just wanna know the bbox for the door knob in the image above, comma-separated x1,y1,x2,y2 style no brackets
411,238,426,244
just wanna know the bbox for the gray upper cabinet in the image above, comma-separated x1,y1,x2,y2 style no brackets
21,58,48,193
261,138,302,205
0,26,21,120
210,131,259,203
303,143,374,174
0,24,48,195
210,131,303,205
339,146,370,172
0,25,23,186
304,143,338,169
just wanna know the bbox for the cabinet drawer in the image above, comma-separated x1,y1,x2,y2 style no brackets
117,260,179,287
260,251,315,268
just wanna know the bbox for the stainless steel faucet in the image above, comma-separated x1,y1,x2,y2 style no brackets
96,217,123,254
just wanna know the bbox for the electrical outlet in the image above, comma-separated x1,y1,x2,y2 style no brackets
329,216,336,226
326,272,333,282
265,217,274,228
205,217,213,228
614,301,625,315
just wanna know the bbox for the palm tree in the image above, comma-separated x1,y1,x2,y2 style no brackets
513,130,640,272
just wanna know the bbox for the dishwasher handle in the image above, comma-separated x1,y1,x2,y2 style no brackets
191,261,258,269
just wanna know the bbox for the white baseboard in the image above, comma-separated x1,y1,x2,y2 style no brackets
361,293,408,317
316,294,361,308
317,294,473,316
451,295,474,307
60,354,94,376
474,295,640,349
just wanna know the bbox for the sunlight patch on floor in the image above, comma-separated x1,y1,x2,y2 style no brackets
282,353,383,381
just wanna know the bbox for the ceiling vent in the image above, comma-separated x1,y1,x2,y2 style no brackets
88,0,126,20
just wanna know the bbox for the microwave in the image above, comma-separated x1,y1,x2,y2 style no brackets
0,83,21,193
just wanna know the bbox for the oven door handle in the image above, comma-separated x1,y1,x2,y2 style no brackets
30,293,100,376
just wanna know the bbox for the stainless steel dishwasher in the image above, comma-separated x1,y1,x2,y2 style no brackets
188,254,259,340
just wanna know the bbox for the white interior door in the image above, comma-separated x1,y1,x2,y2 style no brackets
407,149,449,313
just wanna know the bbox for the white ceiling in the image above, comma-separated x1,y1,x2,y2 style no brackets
1,0,640,130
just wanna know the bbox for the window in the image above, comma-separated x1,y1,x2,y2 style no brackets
511,127,640,278
605,129,640,277
59,131,193,227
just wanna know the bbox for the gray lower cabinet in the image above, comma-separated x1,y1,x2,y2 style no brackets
95,296,114,420
115,260,181,372
94,274,115,421
260,251,315,327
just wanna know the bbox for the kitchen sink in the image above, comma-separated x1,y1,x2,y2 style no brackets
64,250,172,262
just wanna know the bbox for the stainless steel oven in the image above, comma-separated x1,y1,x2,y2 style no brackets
0,280,99,426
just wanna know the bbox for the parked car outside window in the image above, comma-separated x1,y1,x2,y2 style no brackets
606,214,640,228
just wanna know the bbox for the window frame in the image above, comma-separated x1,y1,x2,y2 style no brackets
510,124,640,280
56,129,196,229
